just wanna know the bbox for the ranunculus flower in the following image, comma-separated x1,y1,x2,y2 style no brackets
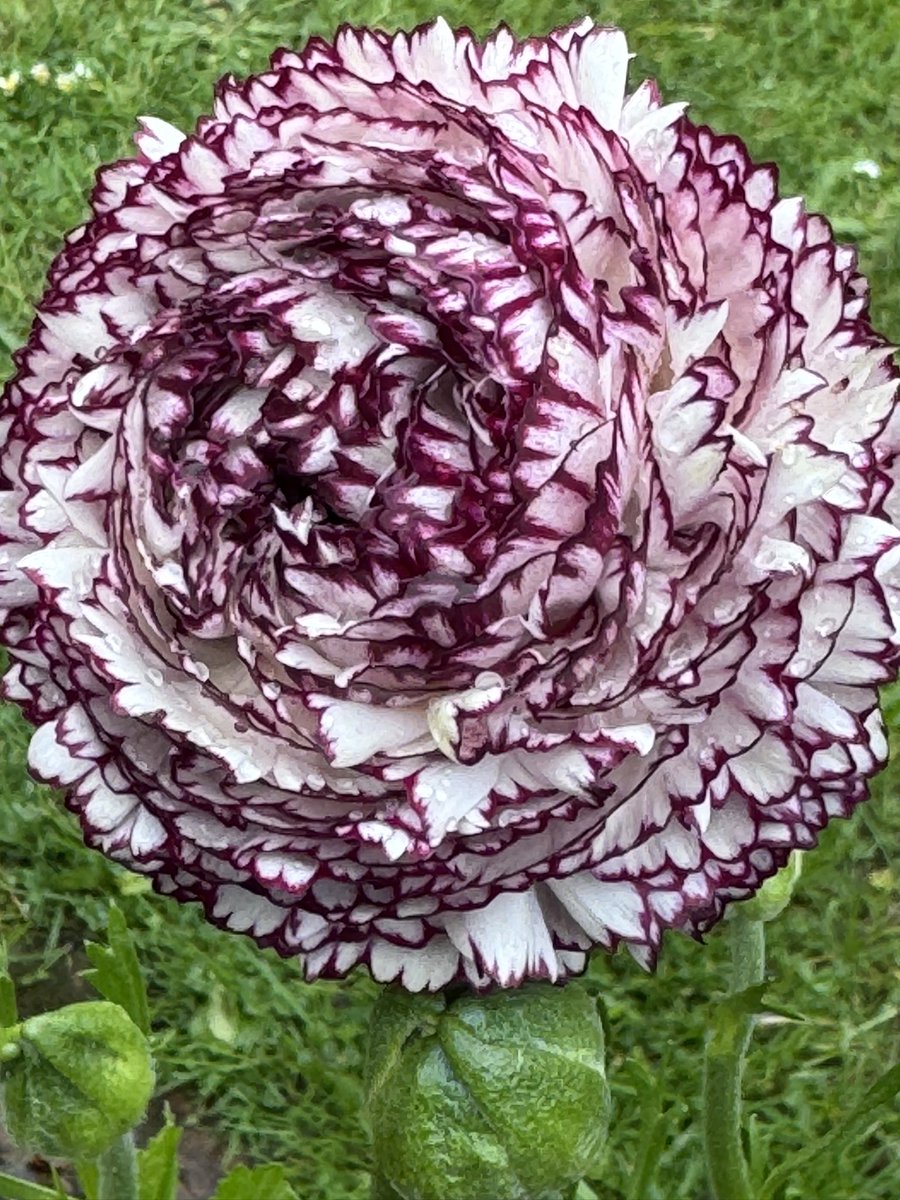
1,18,898,990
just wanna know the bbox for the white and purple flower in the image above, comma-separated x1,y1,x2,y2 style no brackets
2,19,898,989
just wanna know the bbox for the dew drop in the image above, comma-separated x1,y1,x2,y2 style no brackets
146,667,164,687
193,660,210,682
108,633,123,653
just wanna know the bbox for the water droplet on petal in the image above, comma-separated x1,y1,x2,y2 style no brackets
147,667,164,687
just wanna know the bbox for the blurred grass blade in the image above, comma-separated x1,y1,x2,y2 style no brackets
621,1056,668,1200
628,1111,669,1200
82,904,150,1034
0,937,17,1026
759,1063,900,1200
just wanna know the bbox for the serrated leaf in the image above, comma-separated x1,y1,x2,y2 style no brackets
82,904,150,1035
211,1164,298,1200
137,1115,182,1200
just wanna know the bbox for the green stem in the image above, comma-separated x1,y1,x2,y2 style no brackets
703,914,766,1200
97,1133,138,1200
0,1170,75,1200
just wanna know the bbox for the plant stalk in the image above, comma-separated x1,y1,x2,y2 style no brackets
97,1132,138,1200
703,914,766,1200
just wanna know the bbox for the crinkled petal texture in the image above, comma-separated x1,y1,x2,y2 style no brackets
2,19,898,990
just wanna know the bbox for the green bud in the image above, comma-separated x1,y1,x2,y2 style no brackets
366,982,611,1200
0,1000,154,1159
739,852,803,923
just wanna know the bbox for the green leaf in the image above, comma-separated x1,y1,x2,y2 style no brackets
74,1160,99,1200
211,1164,299,1200
746,1112,770,1194
0,937,17,1027
573,1180,600,1198
82,904,150,1035
0,322,21,354
137,1114,182,1200
759,1062,900,1200
860,1060,900,1110
627,1110,668,1200
0,1171,73,1200
613,1057,668,1200
714,983,807,1026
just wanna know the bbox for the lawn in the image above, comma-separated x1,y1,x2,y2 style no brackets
0,1,898,1197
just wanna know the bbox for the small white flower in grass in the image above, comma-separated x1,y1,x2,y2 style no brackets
0,70,21,95
852,159,882,179
30,63,51,85
55,71,76,92
72,61,93,80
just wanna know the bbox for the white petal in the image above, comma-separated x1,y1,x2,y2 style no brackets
442,890,559,985
313,698,430,768
548,874,646,941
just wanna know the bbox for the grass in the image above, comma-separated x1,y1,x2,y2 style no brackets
0,0,898,1197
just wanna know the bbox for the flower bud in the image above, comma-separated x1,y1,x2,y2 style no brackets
366,982,610,1200
738,852,803,923
0,1001,154,1158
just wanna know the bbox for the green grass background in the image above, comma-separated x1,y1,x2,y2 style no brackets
0,1,898,1197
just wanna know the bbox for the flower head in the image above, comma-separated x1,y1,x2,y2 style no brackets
1,19,898,989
